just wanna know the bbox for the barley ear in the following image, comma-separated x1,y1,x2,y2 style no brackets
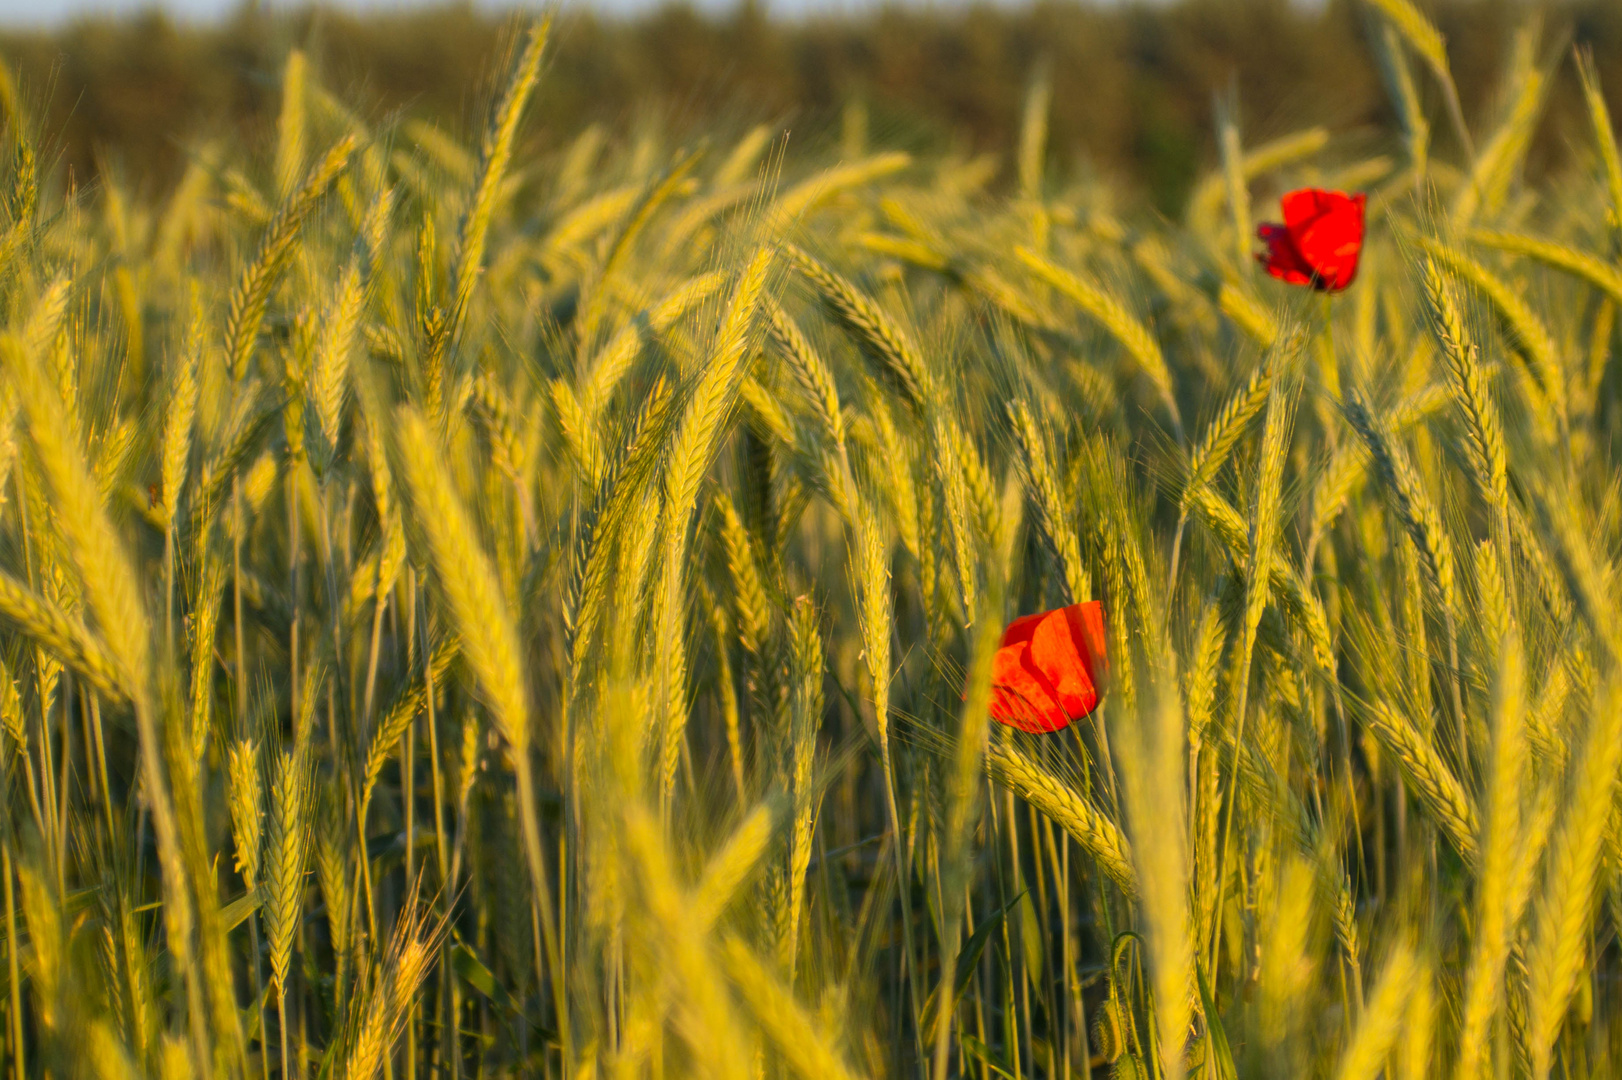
273,50,307,200
224,134,356,380
1422,258,1509,519
1576,49,1622,246
1015,245,1180,434
393,407,527,755
264,747,312,994
226,739,263,891
445,18,550,349
1526,678,1622,1076
985,733,1138,900
1332,942,1420,1080
160,286,204,530
1455,629,1529,1079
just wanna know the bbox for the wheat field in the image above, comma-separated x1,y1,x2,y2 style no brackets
2,7,1622,1079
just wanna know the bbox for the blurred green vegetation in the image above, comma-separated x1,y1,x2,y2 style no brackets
2,0,1619,214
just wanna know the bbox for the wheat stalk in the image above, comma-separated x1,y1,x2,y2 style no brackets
1471,228,1622,307
445,18,550,343
223,135,356,380
1015,244,1181,434
1423,257,1510,519
1360,0,1472,159
393,407,528,755
1576,50,1622,246
311,187,393,466
0,568,125,702
264,746,311,995
1369,19,1430,179
1364,698,1478,861
779,598,823,979
787,243,935,414
1526,676,1622,1076
1007,398,1088,603
720,933,862,1080
1455,629,1529,1079
985,734,1138,900
1452,24,1544,227
1332,942,1419,1080
360,634,458,814
1420,237,1565,425
1343,393,1460,616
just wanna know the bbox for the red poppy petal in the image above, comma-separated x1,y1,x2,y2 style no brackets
1029,609,1099,722
1000,611,1047,649
990,642,1069,732
990,686,1068,732
1257,223,1316,286
1293,192,1365,292
1279,189,1324,230
1065,601,1108,689
1280,188,1356,232
1273,189,1365,292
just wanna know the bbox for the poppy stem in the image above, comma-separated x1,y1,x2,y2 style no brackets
1320,293,1338,396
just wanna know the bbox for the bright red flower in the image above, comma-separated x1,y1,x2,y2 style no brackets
989,602,1108,733
1256,188,1366,293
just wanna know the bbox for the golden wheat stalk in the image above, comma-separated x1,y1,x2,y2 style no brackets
1526,678,1622,1075
264,745,310,994
985,734,1138,900
391,402,570,1051
1007,399,1089,603
1421,256,1509,515
787,243,935,414
1015,245,1181,434
1452,23,1545,227
1454,630,1530,1079
1576,49,1622,245
393,407,529,755
223,135,356,380
1364,699,1478,861
1470,228,1622,307
1343,394,1460,616
720,933,862,1080
311,187,394,464
1419,237,1565,424
159,288,203,531
1180,351,1278,515
444,18,551,344
0,568,125,702
1360,0,1472,158
1333,942,1419,1080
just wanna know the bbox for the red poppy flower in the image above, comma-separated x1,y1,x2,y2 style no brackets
1256,188,1366,293
989,602,1108,733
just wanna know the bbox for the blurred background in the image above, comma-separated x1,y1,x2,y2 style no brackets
0,0,1617,216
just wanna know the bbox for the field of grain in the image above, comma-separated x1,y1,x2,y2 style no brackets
1,6,1622,1078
